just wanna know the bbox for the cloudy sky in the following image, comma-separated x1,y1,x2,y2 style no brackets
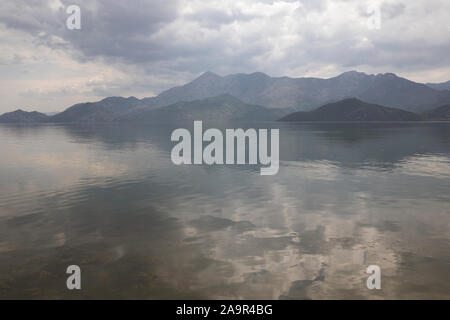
1,0,450,113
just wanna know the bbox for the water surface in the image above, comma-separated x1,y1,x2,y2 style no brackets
0,122,449,299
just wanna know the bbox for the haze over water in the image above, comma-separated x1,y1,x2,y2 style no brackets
0,122,449,299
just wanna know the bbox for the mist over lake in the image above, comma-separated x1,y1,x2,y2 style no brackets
0,122,449,299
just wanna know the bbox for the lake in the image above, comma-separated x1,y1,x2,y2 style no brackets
0,122,449,299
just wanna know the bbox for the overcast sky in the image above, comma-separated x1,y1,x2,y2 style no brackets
1,0,450,113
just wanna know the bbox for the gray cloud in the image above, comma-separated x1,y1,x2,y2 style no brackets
2,0,450,72
0,0,450,112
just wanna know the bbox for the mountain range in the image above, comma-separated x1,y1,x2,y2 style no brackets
1,71,450,123
50,97,144,123
139,70,450,112
279,98,422,122
0,109,50,123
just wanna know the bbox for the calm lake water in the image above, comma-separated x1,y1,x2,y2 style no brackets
0,122,449,299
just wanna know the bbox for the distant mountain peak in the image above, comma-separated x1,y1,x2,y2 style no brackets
196,71,221,80
338,70,368,77
376,72,399,78
339,97,364,103
248,71,270,78
280,98,422,122
100,96,139,103
0,109,49,123
8,109,43,115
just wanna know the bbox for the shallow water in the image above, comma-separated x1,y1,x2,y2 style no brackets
0,122,449,299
